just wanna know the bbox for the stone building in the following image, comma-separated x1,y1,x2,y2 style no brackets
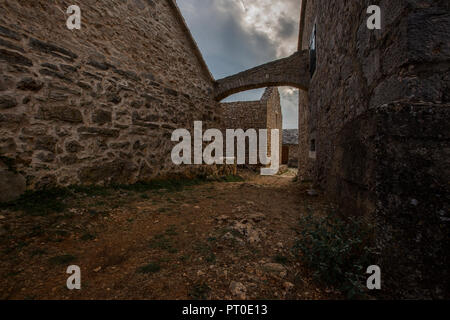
0,0,222,202
0,0,448,298
282,129,298,168
221,87,282,167
215,0,449,298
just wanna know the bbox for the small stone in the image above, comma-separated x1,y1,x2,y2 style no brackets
197,270,205,276
0,95,17,109
283,282,294,290
92,109,112,125
17,78,44,91
262,263,287,278
0,48,33,66
410,199,419,206
307,189,318,196
247,213,265,223
229,281,247,299
94,266,102,273
215,215,230,222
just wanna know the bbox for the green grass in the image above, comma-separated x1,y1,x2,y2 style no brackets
80,232,96,241
0,175,244,217
30,248,47,257
205,253,216,263
273,254,289,265
0,188,70,216
137,262,161,274
221,175,244,183
188,282,211,300
49,254,77,265
149,234,178,253
293,212,375,299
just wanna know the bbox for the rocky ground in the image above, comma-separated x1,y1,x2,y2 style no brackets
0,169,341,300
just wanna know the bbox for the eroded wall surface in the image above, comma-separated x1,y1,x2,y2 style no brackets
221,88,282,166
0,0,221,199
299,0,449,298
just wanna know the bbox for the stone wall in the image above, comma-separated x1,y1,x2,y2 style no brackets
221,87,282,167
287,145,299,168
221,101,267,131
298,0,449,298
0,0,221,201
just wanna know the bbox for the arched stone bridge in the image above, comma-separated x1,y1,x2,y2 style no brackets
214,50,310,101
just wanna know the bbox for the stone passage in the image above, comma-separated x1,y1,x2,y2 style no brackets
214,50,310,101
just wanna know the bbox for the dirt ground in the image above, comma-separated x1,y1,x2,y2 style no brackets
0,169,341,300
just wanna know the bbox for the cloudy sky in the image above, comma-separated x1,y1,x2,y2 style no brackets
177,0,301,129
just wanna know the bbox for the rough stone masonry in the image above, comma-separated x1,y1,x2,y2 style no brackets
0,0,222,202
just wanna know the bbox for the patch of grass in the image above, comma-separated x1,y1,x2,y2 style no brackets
53,229,69,237
0,175,242,217
165,225,178,236
189,282,211,300
149,234,178,253
30,248,47,257
293,212,375,299
0,188,69,216
137,262,161,274
157,207,169,214
273,254,289,265
80,232,96,241
179,254,190,262
49,254,77,265
194,242,216,263
221,175,244,183
205,253,216,263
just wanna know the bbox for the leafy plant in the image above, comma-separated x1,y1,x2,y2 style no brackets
189,282,211,300
293,212,376,298
137,262,161,274
49,254,77,265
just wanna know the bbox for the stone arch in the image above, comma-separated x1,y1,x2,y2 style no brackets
214,50,310,101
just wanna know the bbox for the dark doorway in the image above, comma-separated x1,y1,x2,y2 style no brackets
282,146,289,165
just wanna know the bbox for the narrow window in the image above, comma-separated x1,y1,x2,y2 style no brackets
309,138,316,160
309,24,316,77
310,139,316,152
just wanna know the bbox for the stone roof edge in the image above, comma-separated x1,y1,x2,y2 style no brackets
297,0,308,50
167,0,215,82
260,87,280,103
221,100,261,105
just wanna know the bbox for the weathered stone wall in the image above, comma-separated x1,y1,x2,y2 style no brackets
221,101,267,131
286,144,299,168
221,87,282,167
0,0,221,200
298,0,449,298
262,88,282,163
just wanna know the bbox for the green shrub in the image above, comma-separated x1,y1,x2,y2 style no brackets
293,212,376,298
49,254,77,265
189,282,211,300
137,262,161,274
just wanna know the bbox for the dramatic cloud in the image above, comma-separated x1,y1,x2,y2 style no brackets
178,0,300,129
